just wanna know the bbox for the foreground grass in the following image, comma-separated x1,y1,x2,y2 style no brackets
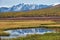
0,20,60,30
3,33,60,40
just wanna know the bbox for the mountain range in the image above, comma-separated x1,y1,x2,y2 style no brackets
0,3,52,12
0,4,60,18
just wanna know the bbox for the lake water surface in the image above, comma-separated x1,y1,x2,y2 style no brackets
1,28,55,39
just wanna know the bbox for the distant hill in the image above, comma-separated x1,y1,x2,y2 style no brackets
0,7,9,12
0,4,60,18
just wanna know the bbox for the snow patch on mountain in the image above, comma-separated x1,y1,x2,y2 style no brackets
53,3,60,6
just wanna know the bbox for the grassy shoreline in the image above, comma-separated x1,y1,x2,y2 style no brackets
2,33,60,40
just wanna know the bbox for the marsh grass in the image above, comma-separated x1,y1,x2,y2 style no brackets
0,20,60,30
0,20,56,30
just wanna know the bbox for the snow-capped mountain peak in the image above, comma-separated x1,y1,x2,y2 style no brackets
0,3,52,12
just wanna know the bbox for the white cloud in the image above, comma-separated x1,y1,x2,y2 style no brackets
0,6,11,8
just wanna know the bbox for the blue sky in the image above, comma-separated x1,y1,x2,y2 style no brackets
0,0,60,7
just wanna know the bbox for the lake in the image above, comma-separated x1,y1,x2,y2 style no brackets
0,28,55,39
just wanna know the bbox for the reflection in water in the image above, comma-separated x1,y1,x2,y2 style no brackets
1,28,55,38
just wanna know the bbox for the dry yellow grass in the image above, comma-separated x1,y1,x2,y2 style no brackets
0,20,56,29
